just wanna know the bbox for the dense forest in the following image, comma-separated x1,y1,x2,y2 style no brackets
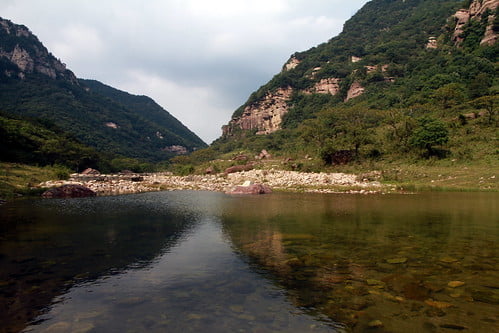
0,16,206,165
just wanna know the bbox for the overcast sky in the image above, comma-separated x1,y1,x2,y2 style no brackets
0,0,369,143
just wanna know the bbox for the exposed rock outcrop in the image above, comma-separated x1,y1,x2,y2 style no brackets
426,36,438,49
223,87,293,136
305,78,341,95
346,82,365,101
163,145,188,155
0,17,77,82
482,13,499,45
282,56,300,72
452,0,498,46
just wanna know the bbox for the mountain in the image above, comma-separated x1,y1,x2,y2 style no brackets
215,0,497,162
0,17,206,162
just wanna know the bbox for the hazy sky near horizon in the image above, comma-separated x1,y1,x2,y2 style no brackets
0,0,369,143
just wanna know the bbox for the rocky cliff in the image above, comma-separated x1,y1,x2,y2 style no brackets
221,0,498,139
452,0,498,46
0,18,77,82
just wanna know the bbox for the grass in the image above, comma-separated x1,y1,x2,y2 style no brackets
0,162,70,199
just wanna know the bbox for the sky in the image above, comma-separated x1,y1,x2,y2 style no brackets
0,0,369,143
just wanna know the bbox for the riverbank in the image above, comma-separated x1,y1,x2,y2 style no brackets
2,161,497,202
39,169,386,196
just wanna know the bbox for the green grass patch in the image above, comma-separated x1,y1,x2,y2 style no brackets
0,162,71,199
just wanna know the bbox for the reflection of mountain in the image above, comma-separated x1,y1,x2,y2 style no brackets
0,194,198,333
220,193,499,332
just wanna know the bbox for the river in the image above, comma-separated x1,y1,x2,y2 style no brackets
0,191,497,332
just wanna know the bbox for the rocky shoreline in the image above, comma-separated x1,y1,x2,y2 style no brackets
39,169,386,197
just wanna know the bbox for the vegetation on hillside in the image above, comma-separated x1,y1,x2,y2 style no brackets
200,0,498,177
0,74,206,162
0,16,207,162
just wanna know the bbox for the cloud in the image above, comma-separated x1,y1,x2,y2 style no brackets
0,0,370,143
51,25,106,65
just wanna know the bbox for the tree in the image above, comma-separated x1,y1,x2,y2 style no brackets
410,117,449,156
433,83,466,109
471,95,498,125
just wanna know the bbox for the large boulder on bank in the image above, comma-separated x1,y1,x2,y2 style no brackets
42,184,97,198
226,183,272,195
224,164,254,174
81,168,101,175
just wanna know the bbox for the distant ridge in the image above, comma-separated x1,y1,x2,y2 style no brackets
0,17,207,162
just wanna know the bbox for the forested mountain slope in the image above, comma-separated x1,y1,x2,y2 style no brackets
0,17,206,162
214,0,497,165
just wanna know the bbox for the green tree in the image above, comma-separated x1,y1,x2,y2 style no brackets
471,95,498,125
410,117,449,156
433,83,466,109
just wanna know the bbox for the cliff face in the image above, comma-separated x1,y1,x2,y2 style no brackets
0,17,77,83
452,0,499,46
223,87,293,136
221,0,498,139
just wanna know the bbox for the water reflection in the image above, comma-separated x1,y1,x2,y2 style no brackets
1,191,340,332
1,191,497,332
0,193,204,332
221,192,498,332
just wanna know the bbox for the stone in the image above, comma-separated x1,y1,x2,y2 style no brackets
226,183,272,195
81,168,100,175
224,164,254,174
387,257,408,264
439,324,468,330
368,320,383,328
448,281,465,288
233,154,249,161
259,149,272,159
439,257,458,263
366,279,385,287
42,185,96,198
425,299,453,309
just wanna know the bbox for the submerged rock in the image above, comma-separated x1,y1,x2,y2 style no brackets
387,257,408,264
368,320,383,328
42,184,96,198
448,281,465,288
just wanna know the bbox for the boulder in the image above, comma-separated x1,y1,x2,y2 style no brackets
205,166,215,175
226,183,272,195
233,154,249,161
258,149,272,159
81,168,100,175
42,185,96,198
224,164,254,174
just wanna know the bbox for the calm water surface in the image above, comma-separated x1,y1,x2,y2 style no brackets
0,191,497,332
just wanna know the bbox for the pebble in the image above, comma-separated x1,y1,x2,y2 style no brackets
425,299,453,309
387,257,408,264
448,281,465,288
38,170,385,196
368,320,383,328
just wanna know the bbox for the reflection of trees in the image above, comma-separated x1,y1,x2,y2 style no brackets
221,192,499,332
0,196,197,333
